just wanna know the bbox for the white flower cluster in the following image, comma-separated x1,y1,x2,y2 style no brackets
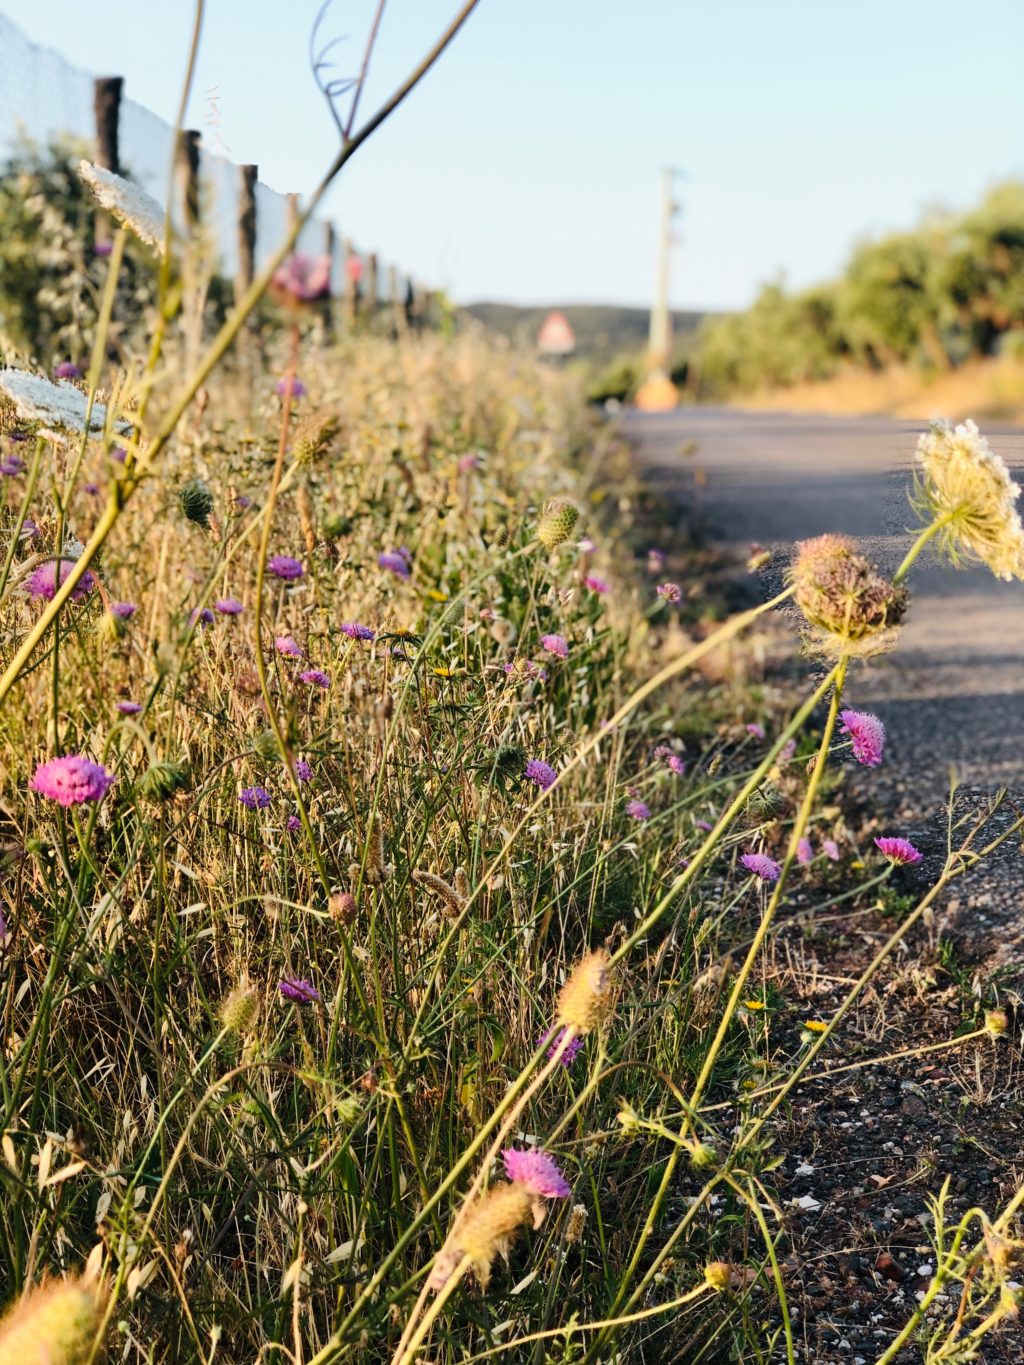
915,418,1024,581
77,160,166,254
0,369,130,436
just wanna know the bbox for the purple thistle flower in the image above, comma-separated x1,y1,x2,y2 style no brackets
25,560,96,602
189,607,215,629
294,760,313,783
239,786,272,810
19,519,39,540
31,754,115,806
93,240,113,257
341,621,375,641
275,635,303,658
110,601,136,619
276,376,306,399
667,754,686,775
696,819,713,833
626,799,651,821
267,555,304,581
839,708,885,767
286,814,302,832
823,838,840,861
0,457,24,476
584,574,609,595
110,446,127,464
83,481,100,495
543,1026,584,1066
745,722,766,739
214,597,244,616
299,669,330,688
875,836,922,866
378,551,411,580
54,362,82,379
797,837,813,866
235,494,252,509
271,255,331,303
117,700,142,715
525,758,557,791
502,1147,571,1199
278,976,321,1003
541,633,569,659
741,851,781,882
656,582,682,603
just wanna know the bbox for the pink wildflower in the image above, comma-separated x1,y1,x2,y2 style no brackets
647,548,667,571
542,1026,583,1066
299,669,330,688
286,814,302,832
745,723,766,739
525,758,557,791
341,622,375,641
839,709,885,767
378,551,411,580
741,851,781,882
584,575,609,595
275,636,303,658
626,799,651,821
294,760,313,783
278,976,321,1003
823,839,840,861
271,255,331,303
25,560,96,602
541,633,569,659
239,786,272,809
502,1147,571,1199
214,597,244,616
457,452,480,472
875,836,922,865
267,555,304,581
54,361,82,379
117,701,142,715
189,607,214,629
657,582,682,603
797,837,813,865
110,601,136,619
276,376,306,398
31,754,115,806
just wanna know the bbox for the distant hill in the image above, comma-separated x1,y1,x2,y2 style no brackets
461,302,708,365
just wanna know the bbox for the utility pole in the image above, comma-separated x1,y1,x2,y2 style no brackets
637,167,682,411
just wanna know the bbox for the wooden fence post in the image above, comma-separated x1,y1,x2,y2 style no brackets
365,252,379,320
236,164,258,307
175,129,201,232
321,221,335,340
92,77,122,249
388,264,408,338
344,238,361,327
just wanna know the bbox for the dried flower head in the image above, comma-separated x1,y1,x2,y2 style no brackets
914,419,1024,580
556,948,614,1035
220,984,259,1035
791,534,906,655
430,1183,534,1291
537,498,580,551
78,159,166,252
178,478,215,529
292,411,339,466
414,869,466,916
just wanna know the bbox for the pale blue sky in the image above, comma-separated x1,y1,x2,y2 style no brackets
2,1,1023,310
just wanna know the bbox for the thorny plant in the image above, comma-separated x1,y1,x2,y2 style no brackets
1,8,1024,1365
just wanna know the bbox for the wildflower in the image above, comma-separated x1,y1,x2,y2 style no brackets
267,554,304,580
541,1026,584,1066
93,240,113,256
797,837,813,865
31,754,115,806
584,574,609,594
577,536,596,553
647,547,667,571
53,361,82,379
704,1261,734,1291
502,1147,571,1199
25,560,96,602
239,786,272,810
839,708,885,766
823,838,840,860
220,984,259,1035
330,891,358,923
271,254,332,304
741,851,781,882
276,376,306,398
503,659,547,682
803,1019,828,1034
278,976,321,1003
657,582,682,603
556,948,615,1035
742,999,766,1011
0,1275,101,1363
537,497,580,551
875,836,922,865
540,633,569,659
0,456,23,475
109,601,136,619
117,701,142,715
110,446,127,463
275,635,304,658
292,411,339,466
914,419,1024,580
299,669,330,687
984,1008,1010,1039
696,819,713,832
77,159,166,251
780,739,797,761
189,607,214,629
791,534,906,654
745,722,766,739
458,452,479,472
525,758,557,791
340,621,375,641
378,550,411,580
294,760,313,783
83,481,100,495
214,597,244,616
626,799,651,821
430,1183,534,1291
286,814,302,832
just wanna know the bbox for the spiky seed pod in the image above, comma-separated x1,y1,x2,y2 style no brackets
414,870,466,916
296,481,316,558
536,498,579,552
138,758,191,803
178,478,215,530
564,1203,588,1244
292,412,340,467
704,1261,733,1291
220,984,259,1035
430,1184,534,1290
492,744,527,789
556,949,615,1036
329,891,357,925
0,1277,101,1365
335,1095,362,1127
790,534,907,654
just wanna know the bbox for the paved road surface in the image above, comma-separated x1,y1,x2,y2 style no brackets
623,408,1024,797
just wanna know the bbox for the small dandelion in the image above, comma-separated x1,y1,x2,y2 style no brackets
278,976,321,1003
31,754,115,806
525,758,557,791
741,851,781,882
540,633,569,659
875,836,922,865
839,708,885,767
239,786,272,810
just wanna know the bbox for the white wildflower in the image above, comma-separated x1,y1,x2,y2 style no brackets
914,419,1024,580
0,369,130,437
77,160,167,254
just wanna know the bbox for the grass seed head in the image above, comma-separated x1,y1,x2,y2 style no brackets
536,498,579,551
0,1276,102,1365
433,1183,534,1291
220,984,259,1035
556,948,614,1036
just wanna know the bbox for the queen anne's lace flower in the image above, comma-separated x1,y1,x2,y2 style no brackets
77,160,166,253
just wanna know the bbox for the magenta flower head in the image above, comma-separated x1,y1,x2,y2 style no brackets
25,560,96,602
0,456,24,476
378,551,411,580
275,635,304,658
278,976,321,1003
823,838,840,861
93,240,113,257
54,362,82,379
83,481,100,495
267,555,304,581
745,722,766,739
839,708,885,767
741,851,781,882
189,606,215,629
294,760,313,782
239,786,272,810
458,452,480,473
797,837,813,866
214,597,244,616
626,799,651,821
117,700,142,715
31,754,115,806
299,669,330,688
584,575,609,595
543,1026,584,1066
647,547,667,571
271,254,331,304
525,758,557,791
286,814,302,832
276,376,306,399
502,1147,571,1199
657,582,682,603
875,836,922,865
341,622,375,641
541,633,569,659
110,601,136,619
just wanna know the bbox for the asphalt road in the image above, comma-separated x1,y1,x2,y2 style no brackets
623,408,1024,795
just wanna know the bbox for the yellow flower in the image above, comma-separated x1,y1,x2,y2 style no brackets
803,1020,828,1033
426,589,449,602
432,666,459,678
742,999,766,1011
